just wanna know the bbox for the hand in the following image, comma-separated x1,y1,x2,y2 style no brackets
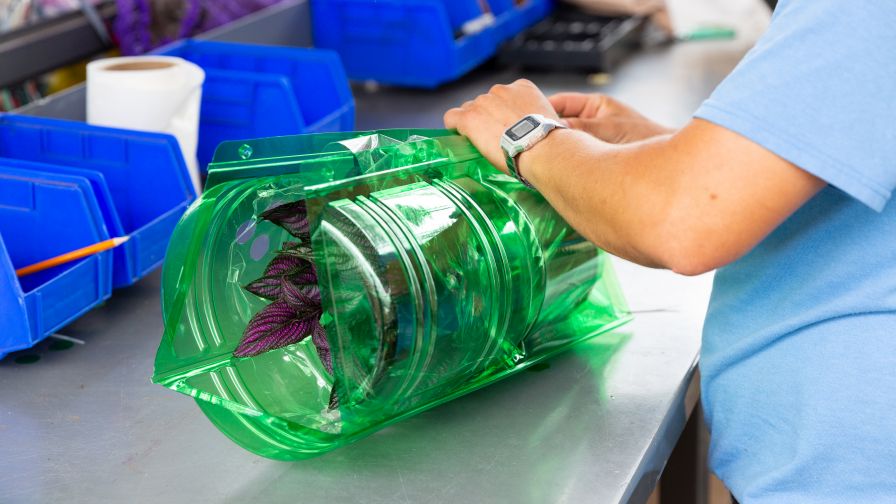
549,93,675,144
444,79,560,173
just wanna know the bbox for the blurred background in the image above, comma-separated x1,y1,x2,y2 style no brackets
0,0,774,111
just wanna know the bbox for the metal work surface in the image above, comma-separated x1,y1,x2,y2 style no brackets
0,265,710,504
0,19,761,504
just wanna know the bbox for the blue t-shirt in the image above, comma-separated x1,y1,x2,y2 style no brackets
694,2,896,502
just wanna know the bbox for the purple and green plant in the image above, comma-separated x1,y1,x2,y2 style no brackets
235,201,337,408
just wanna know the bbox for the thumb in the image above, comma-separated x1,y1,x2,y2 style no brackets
562,117,623,143
549,92,590,118
563,117,588,131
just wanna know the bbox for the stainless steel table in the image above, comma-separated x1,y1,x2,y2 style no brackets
0,6,762,502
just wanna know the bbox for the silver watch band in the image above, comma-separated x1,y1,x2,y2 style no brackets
501,114,566,188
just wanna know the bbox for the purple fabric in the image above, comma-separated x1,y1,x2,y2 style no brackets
177,0,202,39
115,0,284,55
114,0,153,55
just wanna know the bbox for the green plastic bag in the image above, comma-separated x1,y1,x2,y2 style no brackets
153,130,631,460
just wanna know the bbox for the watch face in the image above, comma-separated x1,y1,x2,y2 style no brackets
506,116,540,141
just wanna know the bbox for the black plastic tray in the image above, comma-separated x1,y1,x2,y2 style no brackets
499,8,646,73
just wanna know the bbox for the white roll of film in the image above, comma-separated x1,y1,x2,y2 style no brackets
87,56,205,194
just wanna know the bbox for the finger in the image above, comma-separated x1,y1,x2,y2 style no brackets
488,83,509,97
548,93,592,118
449,106,488,139
551,93,610,121
563,117,586,131
473,93,520,125
444,107,464,129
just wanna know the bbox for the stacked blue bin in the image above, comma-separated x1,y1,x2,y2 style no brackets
156,40,355,170
0,115,196,359
0,168,113,360
311,0,553,88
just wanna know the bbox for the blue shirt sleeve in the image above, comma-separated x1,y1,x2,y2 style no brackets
694,1,896,212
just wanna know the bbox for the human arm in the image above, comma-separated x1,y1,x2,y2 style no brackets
549,92,675,144
443,80,826,275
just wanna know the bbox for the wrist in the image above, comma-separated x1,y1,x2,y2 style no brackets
517,127,574,189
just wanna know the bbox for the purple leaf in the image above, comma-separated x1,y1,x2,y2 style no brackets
279,241,315,261
328,385,340,411
304,283,322,304
283,281,322,314
286,270,318,287
244,275,282,300
262,200,306,220
261,201,310,240
310,320,332,375
263,253,311,277
310,318,337,411
234,300,315,358
244,253,315,301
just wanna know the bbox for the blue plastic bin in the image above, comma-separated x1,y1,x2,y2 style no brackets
0,167,113,359
491,0,553,42
155,40,355,169
311,0,552,88
0,115,196,288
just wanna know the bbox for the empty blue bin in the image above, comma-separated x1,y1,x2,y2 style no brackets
311,0,552,88
0,115,197,288
155,40,355,169
0,167,113,359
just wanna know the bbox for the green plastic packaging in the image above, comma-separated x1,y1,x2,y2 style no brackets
153,130,631,460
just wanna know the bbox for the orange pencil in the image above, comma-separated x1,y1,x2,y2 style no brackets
15,236,130,277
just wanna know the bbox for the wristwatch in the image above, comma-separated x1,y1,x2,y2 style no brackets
500,114,567,188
